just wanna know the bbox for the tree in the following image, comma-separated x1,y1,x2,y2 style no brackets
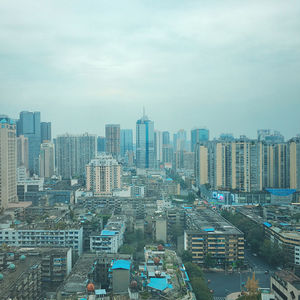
191,277,213,300
182,250,193,263
119,244,135,254
245,273,259,296
204,254,216,268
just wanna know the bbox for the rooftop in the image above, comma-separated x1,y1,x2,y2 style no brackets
112,259,131,270
185,209,243,235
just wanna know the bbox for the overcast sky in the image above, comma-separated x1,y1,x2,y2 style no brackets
0,0,299,139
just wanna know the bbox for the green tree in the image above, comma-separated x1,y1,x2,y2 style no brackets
204,254,216,268
119,244,135,254
191,277,213,300
182,250,193,263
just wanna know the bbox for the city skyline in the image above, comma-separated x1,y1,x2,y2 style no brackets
3,109,300,142
1,1,300,139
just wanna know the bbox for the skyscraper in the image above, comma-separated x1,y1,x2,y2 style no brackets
0,116,18,209
105,124,120,159
97,136,106,153
40,122,52,142
39,142,55,178
56,133,96,179
191,128,209,152
120,129,133,157
154,130,163,166
162,131,170,145
175,129,187,152
18,111,41,174
136,113,155,169
17,135,29,169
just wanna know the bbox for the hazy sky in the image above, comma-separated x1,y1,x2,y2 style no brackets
1,0,299,139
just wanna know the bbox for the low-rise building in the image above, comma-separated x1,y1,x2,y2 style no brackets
0,253,42,299
184,209,244,264
90,216,125,253
0,226,83,254
271,270,300,300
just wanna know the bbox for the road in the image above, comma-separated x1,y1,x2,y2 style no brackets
204,249,274,297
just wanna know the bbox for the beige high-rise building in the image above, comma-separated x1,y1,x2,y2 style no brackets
86,154,121,195
39,142,55,178
0,116,18,209
195,144,208,185
289,138,300,190
17,135,28,170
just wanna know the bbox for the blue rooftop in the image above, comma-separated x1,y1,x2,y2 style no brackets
112,260,131,270
203,228,215,232
266,188,296,196
263,222,272,228
95,289,106,295
101,230,116,236
147,277,173,291
280,223,291,226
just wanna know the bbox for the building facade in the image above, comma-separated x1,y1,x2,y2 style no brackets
0,227,83,254
56,133,96,178
191,128,209,152
105,124,120,158
39,142,55,178
120,129,133,158
40,121,52,143
17,111,41,174
184,209,244,264
136,114,155,169
86,154,121,195
0,116,18,209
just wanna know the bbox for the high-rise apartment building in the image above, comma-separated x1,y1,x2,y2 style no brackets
105,124,120,159
86,154,121,195
40,122,51,142
17,135,29,169
289,138,300,190
0,116,18,209
56,133,96,178
39,142,55,178
136,113,155,169
17,111,41,174
191,128,209,152
97,136,106,153
194,138,300,192
120,129,133,158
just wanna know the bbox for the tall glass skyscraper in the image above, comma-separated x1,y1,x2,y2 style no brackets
120,129,133,157
136,113,155,169
17,111,41,174
162,131,170,145
40,122,52,142
191,128,209,152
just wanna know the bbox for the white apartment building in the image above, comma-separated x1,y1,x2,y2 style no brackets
0,227,83,254
90,216,125,253
86,154,121,195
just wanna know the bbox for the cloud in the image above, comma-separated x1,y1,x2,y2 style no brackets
0,0,299,139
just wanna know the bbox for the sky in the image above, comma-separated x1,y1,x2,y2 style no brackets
0,0,300,139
